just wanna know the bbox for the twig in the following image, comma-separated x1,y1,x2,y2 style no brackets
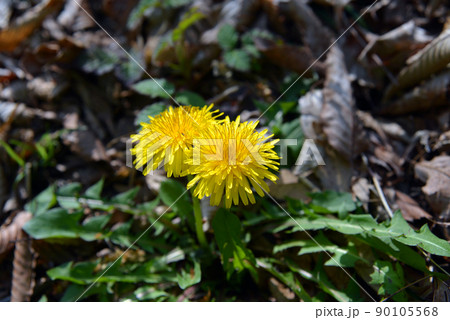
371,174,394,219
362,154,394,219
381,275,432,302
418,247,450,278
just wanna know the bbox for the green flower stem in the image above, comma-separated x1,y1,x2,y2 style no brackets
192,194,208,247
188,175,207,247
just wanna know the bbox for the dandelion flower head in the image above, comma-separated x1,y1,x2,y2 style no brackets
131,105,221,177
187,116,279,208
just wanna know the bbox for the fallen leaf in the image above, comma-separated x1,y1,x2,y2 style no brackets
285,0,333,56
394,190,432,222
359,21,432,68
415,155,450,215
62,130,108,162
381,69,450,115
254,38,317,75
0,0,64,52
384,29,450,100
321,46,366,160
268,169,310,201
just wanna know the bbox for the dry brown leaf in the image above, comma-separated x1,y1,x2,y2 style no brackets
299,89,325,141
359,21,431,64
75,79,115,140
434,131,450,153
315,146,353,191
0,212,32,256
0,0,12,29
394,190,432,222
0,163,6,213
31,37,84,65
298,85,353,191
321,46,366,160
254,38,317,75
268,169,310,201
11,214,35,302
286,0,333,56
0,68,15,82
62,130,108,162
384,29,450,100
373,145,403,177
381,69,450,115
415,155,450,216
352,177,371,211
57,0,95,31
0,102,56,126
259,0,286,34
433,279,450,302
0,0,64,52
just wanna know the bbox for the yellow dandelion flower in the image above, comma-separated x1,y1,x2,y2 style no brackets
131,105,221,177
186,116,279,208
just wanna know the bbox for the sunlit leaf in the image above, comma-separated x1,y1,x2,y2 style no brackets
177,261,201,290
25,185,57,216
212,209,257,279
218,24,238,51
224,49,251,72
175,91,206,107
132,79,175,99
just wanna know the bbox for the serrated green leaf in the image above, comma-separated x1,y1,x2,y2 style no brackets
323,242,362,268
56,183,83,209
172,9,205,42
127,0,158,29
224,49,251,72
283,258,355,301
218,24,238,51
116,51,144,85
130,286,170,301
80,215,111,241
242,44,260,58
241,29,275,46
109,220,134,247
177,261,201,290
175,91,206,106
257,258,311,301
415,224,450,257
80,48,119,75
309,191,356,216
111,187,140,205
56,196,82,210
61,284,106,302
84,178,104,199
358,233,427,272
48,259,177,285
297,233,365,268
212,209,257,279
136,197,160,215
370,261,407,301
134,103,166,126
23,208,83,239
132,79,175,98
273,240,310,253
25,185,57,216
57,183,82,197
277,211,450,257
